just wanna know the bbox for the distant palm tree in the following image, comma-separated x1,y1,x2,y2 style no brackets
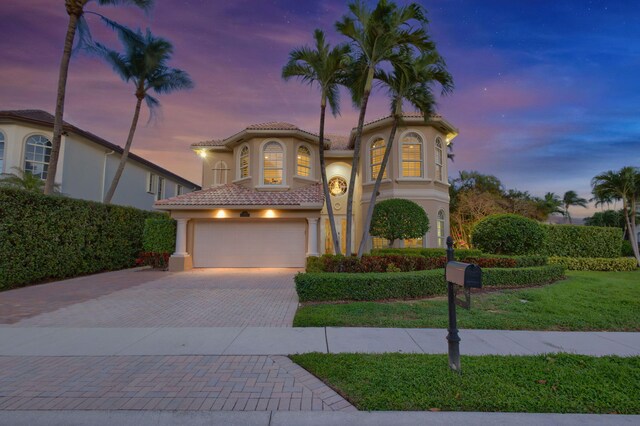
45,0,154,195
282,29,351,255
562,190,588,224
540,192,564,219
336,0,435,255
1,168,60,193
99,27,193,204
592,166,640,265
357,50,453,256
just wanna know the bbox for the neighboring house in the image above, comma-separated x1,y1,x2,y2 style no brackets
155,113,458,270
0,110,200,210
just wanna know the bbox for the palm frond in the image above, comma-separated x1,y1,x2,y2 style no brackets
95,0,155,13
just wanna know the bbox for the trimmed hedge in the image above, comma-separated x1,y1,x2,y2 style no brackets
295,265,565,302
0,187,162,290
143,217,176,253
471,214,544,255
549,256,637,272
541,224,622,258
372,248,484,258
307,253,548,273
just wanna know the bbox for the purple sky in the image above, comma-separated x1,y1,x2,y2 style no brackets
2,0,639,218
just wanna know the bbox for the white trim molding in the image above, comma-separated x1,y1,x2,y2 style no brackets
259,138,287,187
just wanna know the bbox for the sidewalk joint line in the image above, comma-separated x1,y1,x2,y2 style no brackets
221,325,247,355
324,327,329,353
405,329,427,353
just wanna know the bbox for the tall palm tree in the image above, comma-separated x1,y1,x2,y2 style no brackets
357,51,453,256
45,0,154,195
99,28,193,204
282,29,351,255
336,0,434,255
592,167,640,265
562,190,588,224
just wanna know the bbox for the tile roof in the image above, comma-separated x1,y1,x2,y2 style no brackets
0,110,200,189
324,133,352,150
155,183,324,208
191,122,319,149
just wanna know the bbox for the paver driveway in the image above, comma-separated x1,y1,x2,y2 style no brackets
4,268,300,327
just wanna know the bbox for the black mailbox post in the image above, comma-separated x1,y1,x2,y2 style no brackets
445,237,482,372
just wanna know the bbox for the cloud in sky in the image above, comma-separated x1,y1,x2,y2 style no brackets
1,0,638,218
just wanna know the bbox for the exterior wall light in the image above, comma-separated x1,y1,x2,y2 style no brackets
265,209,277,218
199,150,207,158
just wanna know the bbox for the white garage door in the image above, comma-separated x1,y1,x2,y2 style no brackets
193,220,307,268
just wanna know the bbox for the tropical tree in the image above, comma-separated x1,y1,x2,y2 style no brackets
45,0,154,195
0,168,60,193
537,192,564,220
562,190,588,224
336,0,435,255
370,198,429,247
591,166,640,265
99,28,193,204
357,50,453,255
282,29,351,255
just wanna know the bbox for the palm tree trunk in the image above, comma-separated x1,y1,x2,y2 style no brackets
45,12,80,195
345,67,374,256
625,199,640,266
357,115,399,257
319,101,341,255
103,97,143,204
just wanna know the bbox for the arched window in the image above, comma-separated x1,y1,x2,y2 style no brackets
437,209,446,248
435,137,444,181
296,145,311,177
401,132,423,178
24,135,52,180
239,145,249,179
370,138,387,180
0,132,5,173
263,141,284,185
213,161,228,186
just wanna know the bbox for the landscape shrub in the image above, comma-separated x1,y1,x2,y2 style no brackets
621,240,636,257
142,217,176,253
370,199,430,246
471,214,544,255
136,252,170,269
0,187,162,290
541,225,622,258
548,256,637,272
310,253,548,273
295,265,565,302
372,248,484,258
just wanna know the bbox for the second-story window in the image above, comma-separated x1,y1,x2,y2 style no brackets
239,145,249,178
147,173,157,193
155,177,165,201
401,132,423,178
263,141,284,185
370,138,387,180
24,135,52,180
296,145,311,177
176,184,185,196
213,161,228,185
435,137,444,181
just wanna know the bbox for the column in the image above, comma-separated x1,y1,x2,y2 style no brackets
174,218,189,257
306,217,319,257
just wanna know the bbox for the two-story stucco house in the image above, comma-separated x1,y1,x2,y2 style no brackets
155,113,457,270
0,110,200,210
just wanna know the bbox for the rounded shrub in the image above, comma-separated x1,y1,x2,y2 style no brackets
471,214,543,255
370,198,430,246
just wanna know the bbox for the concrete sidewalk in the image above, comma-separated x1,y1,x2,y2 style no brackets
1,327,638,356
1,410,638,426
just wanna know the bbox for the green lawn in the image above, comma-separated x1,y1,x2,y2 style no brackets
293,270,640,331
291,353,640,413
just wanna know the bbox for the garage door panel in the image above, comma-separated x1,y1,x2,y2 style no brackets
193,221,306,268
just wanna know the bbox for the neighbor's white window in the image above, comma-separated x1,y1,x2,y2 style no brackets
155,177,165,201
263,141,284,185
24,135,52,180
401,132,423,178
239,145,249,179
147,173,158,194
213,160,228,186
435,137,444,181
296,145,311,177
370,138,387,180
437,209,446,248
176,184,185,196
0,132,5,173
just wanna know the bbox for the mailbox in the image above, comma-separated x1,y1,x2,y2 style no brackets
446,261,482,288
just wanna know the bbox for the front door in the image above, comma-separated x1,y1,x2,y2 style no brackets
324,217,347,254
